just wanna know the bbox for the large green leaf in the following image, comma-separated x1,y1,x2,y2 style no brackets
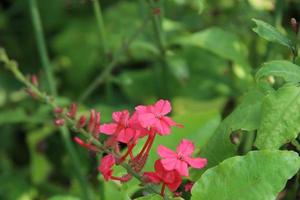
256,60,300,83
195,88,264,179
48,196,80,200
192,150,300,200
177,27,251,74
255,84,300,149
252,19,293,49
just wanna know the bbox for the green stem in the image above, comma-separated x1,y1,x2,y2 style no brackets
146,0,169,98
28,0,56,96
78,17,150,102
27,1,92,198
92,0,108,56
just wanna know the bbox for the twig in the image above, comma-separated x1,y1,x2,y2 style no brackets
78,16,151,102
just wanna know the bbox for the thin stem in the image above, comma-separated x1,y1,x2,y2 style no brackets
160,184,166,196
27,1,92,198
28,0,56,96
78,16,151,102
92,0,108,55
146,0,169,97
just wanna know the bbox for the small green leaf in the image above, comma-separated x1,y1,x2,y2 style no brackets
256,60,300,83
134,194,163,200
192,150,300,200
255,84,300,149
252,19,293,49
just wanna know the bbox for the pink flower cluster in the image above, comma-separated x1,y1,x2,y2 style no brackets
54,99,207,196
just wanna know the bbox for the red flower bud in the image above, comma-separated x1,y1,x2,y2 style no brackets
88,109,95,133
67,103,77,119
31,75,39,86
73,137,98,151
54,118,65,126
54,107,63,114
77,114,86,129
152,7,161,15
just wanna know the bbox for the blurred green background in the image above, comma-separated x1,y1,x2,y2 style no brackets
0,0,299,199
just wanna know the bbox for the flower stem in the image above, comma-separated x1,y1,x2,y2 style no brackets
160,183,166,196
92,0,108,56
27,1,92,198
28,0,56,96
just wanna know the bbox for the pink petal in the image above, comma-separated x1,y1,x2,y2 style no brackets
176,139,195,157
135,105,150,113
185,157,207,169
154,119,171,135
112,110,129,123
116,128,135,144
138,113,156,128
152,99,171,115
100,123,117,135
175,160,189,176
161,158,179,171
157,145,177,158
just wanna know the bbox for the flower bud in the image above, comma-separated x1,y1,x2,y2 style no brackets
67,103,77,119
77,114,86,129
31,75,39,86
54,107,63,114
88,109,95,132
54,118,65,126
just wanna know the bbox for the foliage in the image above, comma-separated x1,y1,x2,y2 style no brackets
1,0,300,200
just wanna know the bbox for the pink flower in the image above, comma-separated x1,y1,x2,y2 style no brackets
98,154,115,181
157,139,207,176
144,160,182,192
100,110,136,144
135,99,182,135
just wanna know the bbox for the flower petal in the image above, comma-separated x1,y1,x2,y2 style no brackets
117,128,135,144
157,145,177,158
143,172,161,184
176,139,195,157
185,157,207,169
152,99,171,115
175,160,189,176
112,110,129,123
100,123,117,135
161,158,179,171
138,113,156,128
166,171,182,192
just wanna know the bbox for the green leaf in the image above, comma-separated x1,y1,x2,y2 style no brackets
192,150,300,200
256,60,300,83
255,84,300,149
252,19,293,49
196,88,264,179
177,27,251,74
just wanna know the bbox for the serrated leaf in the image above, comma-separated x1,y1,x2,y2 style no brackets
252,19,293,49
195,89,264,179
255,84,300,149
256,60,300,83
192,150,300,200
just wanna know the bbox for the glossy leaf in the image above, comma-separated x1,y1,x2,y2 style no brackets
256,60,300,83
252,19,293,49
192,150,300,200
255,84,300,149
